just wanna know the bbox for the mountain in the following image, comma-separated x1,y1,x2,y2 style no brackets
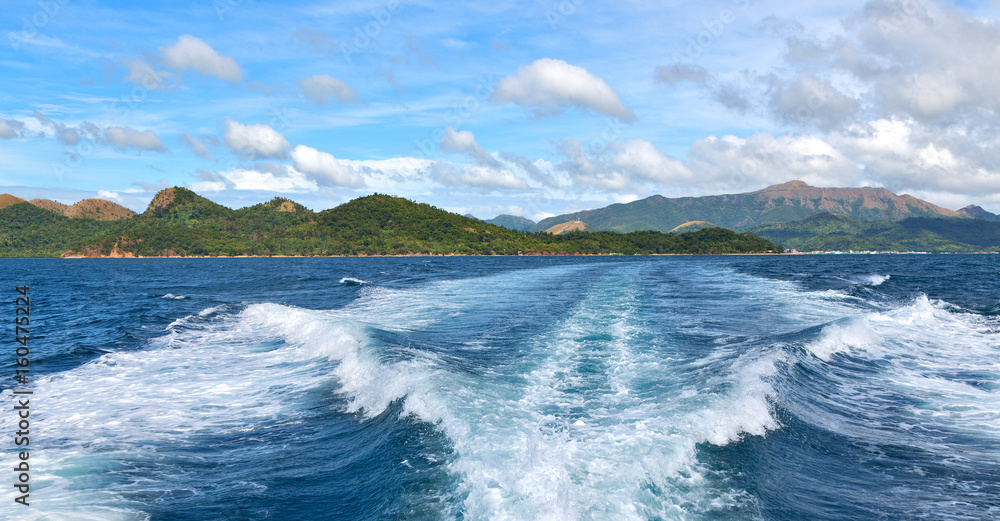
0,188,781,257
750,213,1000,252
957,204,1000,222
531,181,965,232
28,198,69,214
26,197,135,220
544,220,596,234
486,214,535,231
669,221,719,234
0,194,25,209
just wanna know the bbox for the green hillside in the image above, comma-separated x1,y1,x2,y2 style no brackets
486,214,535,231
531,181,965,232
750,213,1000,252
0,188,782,257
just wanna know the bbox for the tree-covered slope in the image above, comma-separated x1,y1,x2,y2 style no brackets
486,214,535,231
531,181,966,232
0,189,781,257
750,213,1000,252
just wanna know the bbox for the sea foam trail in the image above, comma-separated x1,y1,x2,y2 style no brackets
0,261,896,521
0,303,370,520
312,263,825,520
800,295,1000,446
788,294,1000,519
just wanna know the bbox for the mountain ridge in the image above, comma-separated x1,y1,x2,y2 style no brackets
531,181,979,233
0,188,781,257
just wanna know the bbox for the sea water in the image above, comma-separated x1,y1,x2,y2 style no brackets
0,255,998,520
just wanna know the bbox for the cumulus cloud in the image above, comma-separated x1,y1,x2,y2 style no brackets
552,134,869,196
103,127,168,152
180,132,216,159
32,111,89,145
687,133,861,191
493,58,636,122
827,119,1000,194
290,145,365,187
499,151,558,187
30,113,164,153
210,166,318,192
299,75,359,105
161,35,242,82
555,138,691,191
0,119,26,139
223,120,290,159
650,0,1000,200
763,73,861,131
430,162,530,191
439,127,501,167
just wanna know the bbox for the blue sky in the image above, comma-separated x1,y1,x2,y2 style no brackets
3,0,1000,217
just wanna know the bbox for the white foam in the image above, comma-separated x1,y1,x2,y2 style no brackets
5,261,951,520
0,303,373,519
339,277,369,286
160,293,186,299
332,264,782,519
792,294,1000,455
853,274,890,286
806,318,881,361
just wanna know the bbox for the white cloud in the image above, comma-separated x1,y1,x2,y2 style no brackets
554,134,868,196
103,126,168,152
431,162,530,191
199,166,319,193
290,145,365,187
161,35,242,82
29,113,165,153
493,58,636,122
763,73,860,131
180,132,215,160
610,193,640,204
828,119,1000,194
32,111,93,145
299,75,358,105
0,119,25,139
223,120,290,159
122,57,174,91
439,126,500,167
556,138,691,192
97,189,123,202
687,133,861,192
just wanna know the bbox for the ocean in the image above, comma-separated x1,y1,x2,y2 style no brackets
1,255,998,520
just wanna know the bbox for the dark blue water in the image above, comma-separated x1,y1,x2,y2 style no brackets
1,255,998,520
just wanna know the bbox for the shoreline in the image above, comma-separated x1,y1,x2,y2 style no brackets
14,250,996,259
23,252,790,259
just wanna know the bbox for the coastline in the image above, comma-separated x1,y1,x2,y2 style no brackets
34,252,791,259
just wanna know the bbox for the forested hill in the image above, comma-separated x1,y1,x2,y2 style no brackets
0,187,781,257
750,213,1000,252
531,180,972,233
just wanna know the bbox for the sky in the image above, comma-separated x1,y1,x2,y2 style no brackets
3,0,1000,219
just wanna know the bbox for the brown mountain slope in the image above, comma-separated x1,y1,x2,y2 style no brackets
751,180,961,220
146,187,177,212
0,194,26,210
65,199,136,220
544,220,595,234
29,198,70,214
